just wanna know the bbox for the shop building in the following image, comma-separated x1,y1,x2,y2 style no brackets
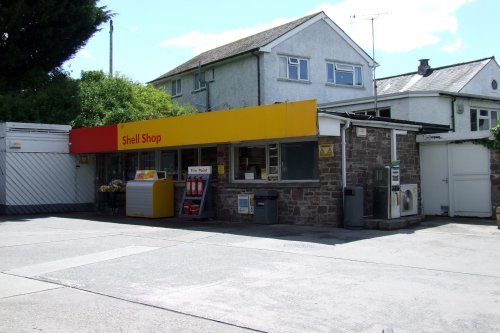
69,100,434,226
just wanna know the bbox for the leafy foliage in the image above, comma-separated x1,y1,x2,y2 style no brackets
0,0,111,91
71,71,196,128
0,68,80,123
476,122,500,149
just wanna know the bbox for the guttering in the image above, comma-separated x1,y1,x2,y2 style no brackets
252,52,261,105
450,96,456,132
317,112,421,131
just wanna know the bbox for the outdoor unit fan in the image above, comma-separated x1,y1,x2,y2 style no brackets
400,184,418,216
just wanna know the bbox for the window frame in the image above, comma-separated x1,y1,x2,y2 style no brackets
326,62,363,87
470,108,500,131
278,55,309,81
171,79,182,97
194,72,207,91
231,139,319,183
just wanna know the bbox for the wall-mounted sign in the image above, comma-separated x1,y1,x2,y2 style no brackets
78,154,89,164
217,164,225,175
356,127,367,137
319,144,334,158
188,166,212,174
8,140,21,149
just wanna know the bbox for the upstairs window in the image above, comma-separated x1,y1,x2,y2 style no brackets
327,63,362,86
171,79,181,96
279,56,309,81
470,108,500,131
194,72,206,90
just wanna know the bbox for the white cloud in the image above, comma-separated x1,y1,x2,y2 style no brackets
313,0,475,53
159,0,475,56
441,38,465,54
160,18,291,55
78,49,93,58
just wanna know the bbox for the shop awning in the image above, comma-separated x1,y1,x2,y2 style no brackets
69,100,318,154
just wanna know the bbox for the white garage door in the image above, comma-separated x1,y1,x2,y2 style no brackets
420,142,491,217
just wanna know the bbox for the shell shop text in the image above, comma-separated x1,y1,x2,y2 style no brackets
122,133,162,145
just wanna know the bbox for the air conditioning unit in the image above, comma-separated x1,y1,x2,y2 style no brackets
400,184,418,216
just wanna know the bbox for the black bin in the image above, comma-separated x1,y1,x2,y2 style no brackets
253,189,279,224
343,186,364,228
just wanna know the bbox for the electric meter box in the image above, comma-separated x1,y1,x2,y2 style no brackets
126,170,174,218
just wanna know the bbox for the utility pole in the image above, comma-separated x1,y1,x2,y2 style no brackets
109,19,113,77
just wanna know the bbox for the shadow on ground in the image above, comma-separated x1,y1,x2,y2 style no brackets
1,210,496,247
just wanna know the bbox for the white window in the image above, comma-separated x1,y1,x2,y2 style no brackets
353,108,391,118
470,108,500,131
279,56,309,81
171,79,181,96
194,72,206,90
327,63,362,86
232,141,318,181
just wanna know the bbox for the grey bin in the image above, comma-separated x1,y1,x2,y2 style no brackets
253,189,279,224
343,186,364,228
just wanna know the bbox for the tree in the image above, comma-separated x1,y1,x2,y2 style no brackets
0,68,81,124
71,71,196,128
0,0,111,91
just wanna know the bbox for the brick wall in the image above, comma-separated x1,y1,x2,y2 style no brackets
490,149,500,214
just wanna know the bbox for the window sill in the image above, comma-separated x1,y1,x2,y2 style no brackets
325,82,364,89
277,78,311,85
172,94,182,98
226,181,320,188
191,88,206,94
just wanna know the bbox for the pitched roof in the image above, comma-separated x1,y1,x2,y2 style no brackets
377,57,494,95
150,12,321,83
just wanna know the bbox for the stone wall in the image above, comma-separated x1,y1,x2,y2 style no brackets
172,129,421,226
344,126,420,216
214,138,343,226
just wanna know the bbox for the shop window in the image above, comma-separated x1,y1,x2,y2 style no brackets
201,146,218,178
181,148,198,180
97,153,120,185
160,150,178,181
124,153,138,181
232,141,318,182
139,151,156,170
281,141,318,180
234,145,266,180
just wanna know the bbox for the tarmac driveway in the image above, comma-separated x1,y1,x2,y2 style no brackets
0,214,499,333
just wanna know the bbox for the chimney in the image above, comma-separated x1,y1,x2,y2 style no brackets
417,59,432,76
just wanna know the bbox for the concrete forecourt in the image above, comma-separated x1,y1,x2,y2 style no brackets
0,213,499,332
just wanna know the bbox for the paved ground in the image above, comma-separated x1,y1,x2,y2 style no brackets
0,213,499,333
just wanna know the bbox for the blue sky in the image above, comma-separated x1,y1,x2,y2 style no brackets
63,0,499,84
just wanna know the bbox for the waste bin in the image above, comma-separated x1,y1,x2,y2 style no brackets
253,189,279,224
343,186,363,228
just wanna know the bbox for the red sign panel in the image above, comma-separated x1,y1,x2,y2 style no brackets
69,125,118,154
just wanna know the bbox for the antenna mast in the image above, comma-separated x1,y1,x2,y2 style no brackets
351,13,389,114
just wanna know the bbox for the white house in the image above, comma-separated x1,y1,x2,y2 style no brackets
150,12,376,112
320,57,500,218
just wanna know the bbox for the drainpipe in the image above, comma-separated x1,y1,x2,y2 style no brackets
252,52,261,105
341,120,351,189
450,96,456,132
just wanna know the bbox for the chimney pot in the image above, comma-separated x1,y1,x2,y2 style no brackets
418,59,431,76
